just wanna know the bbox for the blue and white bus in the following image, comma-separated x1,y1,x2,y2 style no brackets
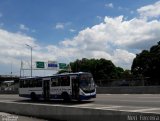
19,72,96,101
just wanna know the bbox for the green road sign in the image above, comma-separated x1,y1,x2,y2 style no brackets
59,63,67,69
36,61,45,68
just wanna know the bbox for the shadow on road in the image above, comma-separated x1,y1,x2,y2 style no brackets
14,99,94,105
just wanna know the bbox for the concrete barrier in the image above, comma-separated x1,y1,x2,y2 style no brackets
97,86,160,94
0,91,18,94
1,86,160,94
0,101,160,121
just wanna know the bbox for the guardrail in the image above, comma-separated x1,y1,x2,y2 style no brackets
0,90,18,94
97,86,160,94
0,86,160,94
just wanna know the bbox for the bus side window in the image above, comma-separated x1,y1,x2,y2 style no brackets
37,79,42,87
32,79,37,87
20,80,23,88
23,80,27,88
61,76,70,86
51,77,59,87
29,79,33,87
26,79,30,88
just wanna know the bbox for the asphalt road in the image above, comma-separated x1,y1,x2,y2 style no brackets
0,94,160,107
96,94,160,108
0,112,49,121
0,94,160,115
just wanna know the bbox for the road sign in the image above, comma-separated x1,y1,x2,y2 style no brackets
48,61,58,69
59,63,67,69
48,63,58,67
36,61,45,68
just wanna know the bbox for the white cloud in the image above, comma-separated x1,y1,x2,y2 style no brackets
137,1,160,19
69,29,76,32
112,49,135,69
19,24,29,31
97,16,102,19
0,29,56,75
19,24,36,33
55,22,72,30
118,6,127,11
96,16,103,22
55,23,64,29
60,15,160,68
105,3,114,8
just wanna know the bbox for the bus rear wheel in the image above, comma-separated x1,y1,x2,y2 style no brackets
62,92,71,102
30,92,37,101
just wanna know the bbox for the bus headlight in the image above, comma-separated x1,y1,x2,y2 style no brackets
82,87,87,91
80,88,85,96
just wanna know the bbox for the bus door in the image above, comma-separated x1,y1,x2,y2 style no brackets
43,78,50,100
71,76,79,99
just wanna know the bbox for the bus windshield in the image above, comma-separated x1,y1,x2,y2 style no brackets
79,74,95,91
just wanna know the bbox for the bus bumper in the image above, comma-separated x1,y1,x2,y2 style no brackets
79,94,96,100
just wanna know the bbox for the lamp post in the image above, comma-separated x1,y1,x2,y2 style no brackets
26,44,33,77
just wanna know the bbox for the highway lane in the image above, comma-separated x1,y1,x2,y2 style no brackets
0,94,160,114
0,94,160,107
95,94,160,108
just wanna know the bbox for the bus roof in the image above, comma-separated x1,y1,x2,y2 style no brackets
3,80,14,83
20,72,91,80
53,72,91,76
20,76,43,80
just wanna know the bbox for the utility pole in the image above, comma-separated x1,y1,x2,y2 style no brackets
26,44,33,77
11,63,12,77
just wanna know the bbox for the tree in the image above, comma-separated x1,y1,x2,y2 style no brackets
57,70,69,74
131,41,160,85
70,58,125,84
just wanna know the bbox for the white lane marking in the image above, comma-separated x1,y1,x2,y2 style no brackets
68,104,125,110
94,106,123,109
101,107,160,114
70,104,105,108
141,94,154,95
130,108,160,112
67,104,95,107
0,100,15,102
141,111,160,114
118,99,160,103
137,97,160,99
122,94,129,95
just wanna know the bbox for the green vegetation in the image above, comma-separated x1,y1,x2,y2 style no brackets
131,41,160,85
70,58,124,80
69,58,133,86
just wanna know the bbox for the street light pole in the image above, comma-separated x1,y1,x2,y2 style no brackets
26,44,33,77
31,46,32,77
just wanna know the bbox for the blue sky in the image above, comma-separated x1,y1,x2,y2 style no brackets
0,0,160,76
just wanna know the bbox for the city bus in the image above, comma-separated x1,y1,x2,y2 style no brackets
19,72,96,101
